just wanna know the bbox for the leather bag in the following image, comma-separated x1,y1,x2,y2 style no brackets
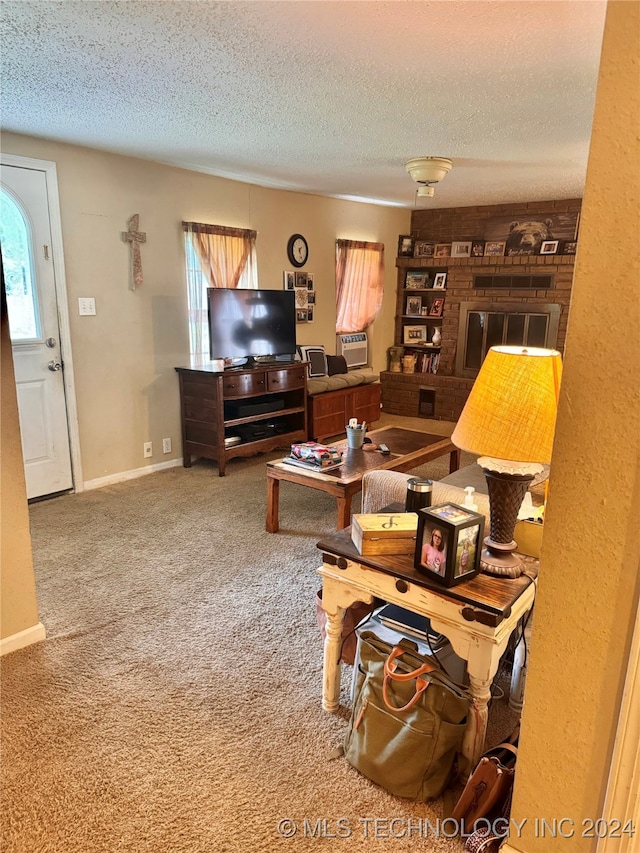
452,739,518,827
344,631,469,801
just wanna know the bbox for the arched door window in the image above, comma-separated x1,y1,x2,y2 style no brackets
0,189,40,340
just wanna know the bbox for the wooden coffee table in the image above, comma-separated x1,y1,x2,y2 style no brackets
265,426,460,533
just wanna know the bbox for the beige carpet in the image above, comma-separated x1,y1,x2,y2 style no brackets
2,419,518,852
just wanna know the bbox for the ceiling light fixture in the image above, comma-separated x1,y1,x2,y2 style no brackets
405,157,453,198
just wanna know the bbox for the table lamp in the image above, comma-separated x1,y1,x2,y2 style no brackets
451,346,562,577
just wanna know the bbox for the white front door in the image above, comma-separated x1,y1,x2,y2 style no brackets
1,163,74,498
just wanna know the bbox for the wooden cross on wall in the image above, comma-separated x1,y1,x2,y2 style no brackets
121,214,146,290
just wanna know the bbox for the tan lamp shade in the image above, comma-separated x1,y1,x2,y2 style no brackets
451,346,562,464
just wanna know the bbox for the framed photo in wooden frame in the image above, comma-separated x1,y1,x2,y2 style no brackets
414,241,435,258
414,503,485,587
403,325,427,344
398,235,414,257
434,243,451,258
429,298,444,317
484,241,506,257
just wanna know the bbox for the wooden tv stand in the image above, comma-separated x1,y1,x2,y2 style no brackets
175,362,307,476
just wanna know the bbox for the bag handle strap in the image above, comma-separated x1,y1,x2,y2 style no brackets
383,645,436,681
382,645,437,712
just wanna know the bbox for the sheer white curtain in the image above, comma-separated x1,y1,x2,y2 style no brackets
183,221,258,359
335,239,384,333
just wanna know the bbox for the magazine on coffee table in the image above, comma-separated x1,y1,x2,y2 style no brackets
282,456,344,473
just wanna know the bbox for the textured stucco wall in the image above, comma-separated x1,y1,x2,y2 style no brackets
1,305,40,641
509,2,640,851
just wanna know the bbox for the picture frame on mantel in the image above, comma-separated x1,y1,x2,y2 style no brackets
414,240,435,258
451,241,472,258
398,235,414,257
484,241,506,257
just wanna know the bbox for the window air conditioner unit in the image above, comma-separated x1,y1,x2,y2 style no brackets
336,332,368,369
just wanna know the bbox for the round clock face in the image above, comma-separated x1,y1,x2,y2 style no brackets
287,233,308,268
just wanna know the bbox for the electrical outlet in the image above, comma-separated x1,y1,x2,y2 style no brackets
143,442,153,458
162,438,172,454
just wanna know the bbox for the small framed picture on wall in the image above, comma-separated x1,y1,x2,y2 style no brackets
283,271,295,290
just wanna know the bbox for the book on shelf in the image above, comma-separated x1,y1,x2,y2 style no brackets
402,348,440,374
378,604,448,649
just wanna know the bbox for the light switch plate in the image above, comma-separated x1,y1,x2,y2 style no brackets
78,297,96,316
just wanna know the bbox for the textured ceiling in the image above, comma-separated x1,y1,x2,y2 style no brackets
1,1,607,208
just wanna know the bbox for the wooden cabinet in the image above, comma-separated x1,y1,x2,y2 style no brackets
307,383,381,442
175,363,307,476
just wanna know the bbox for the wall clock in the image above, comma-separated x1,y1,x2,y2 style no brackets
287,234,308,268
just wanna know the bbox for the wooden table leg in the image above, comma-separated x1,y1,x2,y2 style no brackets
322,606,345,712
336,494,352,530
266,475,280,533
449,447,461,473
461,674,493,774
320,577,373,712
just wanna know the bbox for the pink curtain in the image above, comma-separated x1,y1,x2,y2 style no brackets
182,222,257,358
182,222,257,289
335,239,384,333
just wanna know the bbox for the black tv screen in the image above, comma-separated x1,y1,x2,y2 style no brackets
207,288,297,362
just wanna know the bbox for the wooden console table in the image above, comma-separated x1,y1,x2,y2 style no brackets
175,362,307,476
316,526,537,772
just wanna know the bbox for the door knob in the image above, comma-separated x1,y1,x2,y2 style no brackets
48,360,63,371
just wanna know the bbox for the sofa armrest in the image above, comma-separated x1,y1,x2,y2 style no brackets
361,469,491,521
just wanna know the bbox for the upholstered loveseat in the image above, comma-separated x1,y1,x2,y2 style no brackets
299,347,381,441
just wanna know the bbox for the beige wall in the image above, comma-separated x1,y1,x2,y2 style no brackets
510,2,640,850
1,306,40,641
1,133,408,483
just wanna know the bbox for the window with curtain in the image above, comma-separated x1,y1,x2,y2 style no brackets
183,221,258,359
335,239,384,333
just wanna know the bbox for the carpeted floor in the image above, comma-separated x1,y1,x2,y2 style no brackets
1,419,519,852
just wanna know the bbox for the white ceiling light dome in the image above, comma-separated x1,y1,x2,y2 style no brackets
405,157,453,197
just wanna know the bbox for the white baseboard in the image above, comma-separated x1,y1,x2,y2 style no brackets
83,458,183,491
1,622,46,656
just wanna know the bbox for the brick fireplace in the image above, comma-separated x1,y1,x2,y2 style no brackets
381,199,580,422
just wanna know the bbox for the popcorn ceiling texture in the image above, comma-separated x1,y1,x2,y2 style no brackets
1,0,606,207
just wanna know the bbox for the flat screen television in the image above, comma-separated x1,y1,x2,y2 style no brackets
207,287,297,366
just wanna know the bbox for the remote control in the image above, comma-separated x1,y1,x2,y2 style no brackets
378,443,390,455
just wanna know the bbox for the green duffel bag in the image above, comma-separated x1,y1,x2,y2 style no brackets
344,630,470,801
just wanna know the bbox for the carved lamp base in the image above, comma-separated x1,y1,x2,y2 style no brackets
478,457,543,578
